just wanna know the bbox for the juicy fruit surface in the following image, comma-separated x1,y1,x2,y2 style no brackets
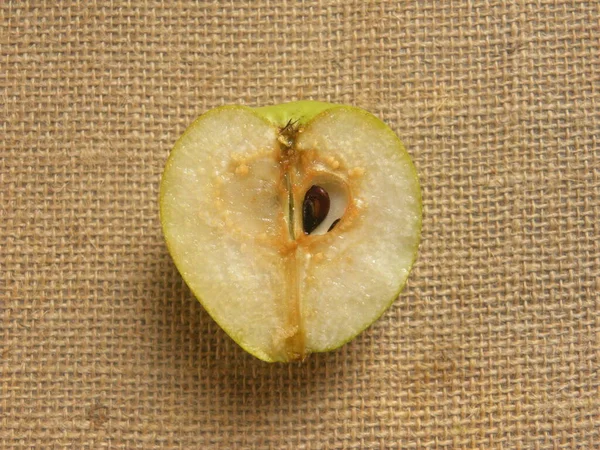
160,103,421,362
295,109,421,352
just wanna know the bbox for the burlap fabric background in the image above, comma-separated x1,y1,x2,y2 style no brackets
2,1,599,448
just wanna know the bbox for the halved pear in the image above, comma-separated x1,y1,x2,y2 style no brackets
160,101,421,362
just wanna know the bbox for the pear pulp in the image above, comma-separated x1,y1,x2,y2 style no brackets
160,101,422,362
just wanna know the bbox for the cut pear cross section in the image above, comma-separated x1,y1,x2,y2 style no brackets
160,102,422,362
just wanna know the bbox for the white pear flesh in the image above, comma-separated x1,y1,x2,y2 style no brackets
160,104,421,362
295,109,421,352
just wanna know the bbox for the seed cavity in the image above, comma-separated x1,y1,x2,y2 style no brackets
302,185,330,234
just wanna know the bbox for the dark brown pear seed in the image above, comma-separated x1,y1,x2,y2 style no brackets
328,218,341,232
302,185,330,234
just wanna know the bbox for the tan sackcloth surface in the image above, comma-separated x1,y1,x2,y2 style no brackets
1,1,599,448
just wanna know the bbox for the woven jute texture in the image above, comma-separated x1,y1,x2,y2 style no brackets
2,1,599,448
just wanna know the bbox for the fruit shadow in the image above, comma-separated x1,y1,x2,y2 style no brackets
150,247,367,422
